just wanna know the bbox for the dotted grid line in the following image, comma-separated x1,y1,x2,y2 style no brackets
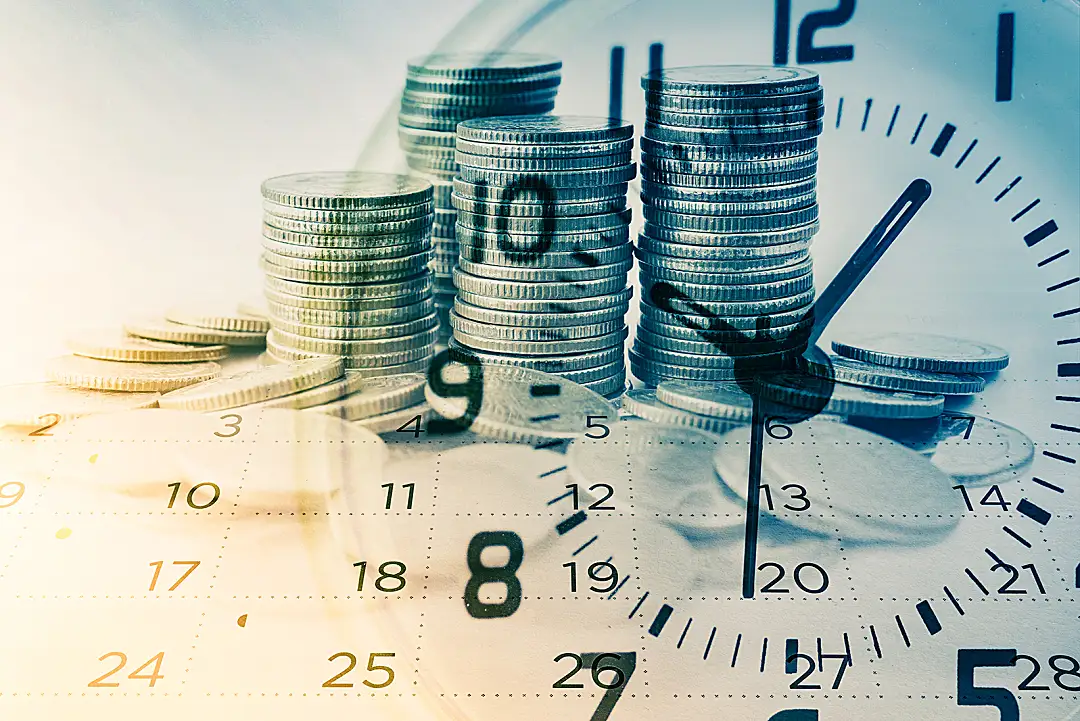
180,415,262,693
416,451,441,696
625,437,647,701
0,438,65,594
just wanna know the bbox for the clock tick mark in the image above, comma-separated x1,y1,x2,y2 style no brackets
860,98,872,131
607,574,630,599
608,45,624,121
759,637,769,672
1055,365,1080,380
944,586,965,616
1051,422,1080,434
869,625,882,658
1011,198,1040,221
1031,476,1064,492
628,592,648,619
894,615,911,647
994,176,1022,201
556,510,587,535
571,535,598,556
676,618,693,649
929,123,955,156
731,633,743,667
1002,525,1032,548
955,139,978,168
1016,498,1052,525
915,601,941,636
1023,218,1058,246
1054,308,1080,320
530,413,561,423
1047,277,1079,293
704,627,716,661
539,465,567,479
834,97,844,129
1038,248,1070,267
965,568,991,595
1058,338,1080,346
648,604,673,637
885,104,900,137
785,639,799,673
975,156,1000,183
909,113,927,145
530,384,561,398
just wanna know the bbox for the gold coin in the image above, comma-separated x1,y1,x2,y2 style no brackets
0,382,161,426
238,371,365,411
124,317,266,347
66,329,228,363
165,306,271,333
158,357,344,412
237,299,270,320
45,355,221,392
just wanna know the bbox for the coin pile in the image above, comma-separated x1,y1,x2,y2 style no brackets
632,65,824,386
447,115,636,398
398,52,563,345
260,172,439,377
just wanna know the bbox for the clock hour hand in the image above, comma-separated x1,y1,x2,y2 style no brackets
741,178,932,600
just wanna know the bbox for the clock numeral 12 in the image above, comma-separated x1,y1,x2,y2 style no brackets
773,0,856,66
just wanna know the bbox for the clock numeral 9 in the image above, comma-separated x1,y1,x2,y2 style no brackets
773,0,856,66
0,481,26,508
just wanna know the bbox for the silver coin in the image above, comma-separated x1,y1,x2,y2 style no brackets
828,355,987,395
639,273,815,303
267,334,434,369
642,193,817,216
307,373,428,421
453,298,629,328
455,151,633,171
561,360,625,384
397,126,457,149
637,232,813,257
263,213,433,237
261,171,432,210
654,380,754,421
633,342,792,370
712,419,958,541
399,100,558,124
641,152,818,178
456,114,634,144
458,164,637,188
639,288,815,317
636,327,803,356
456,137,633,158
451,195,627,217
261,237,429,262
453,178,629,204
402,87,559,109
260,253,431,284
267,296,434,325
638,248,811,273
262,223,428,249
640,135,817,161
455,258,631,283
645,104,824,128
457,225,631,252
456,286,632,313
398,103,555,132
930,416,1034,486
643,121,823,146
581,372,626,397
271,314,438,341
638,298,812,330
629,351,754,383
448,340,623,373
406,52,562,80
759,373,945,419
450,311,622,341
638,314,812,345
262,274,430,302
425,362,615,442
620,389,742,435
261,199,433,223
641,65,819,97
404,72,562,96
640,165,815,188
644,205,819,233
458,243,632,269
641,177,816,203
832,332,1011,374
638,256,812,284
455,209,631,234
645,88,824,114
453,326,628,356
269,326,440,356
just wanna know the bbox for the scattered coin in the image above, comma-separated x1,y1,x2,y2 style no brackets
832,332,1010,374
828,355,986,395
931,416,1034,486
307,374,427,421
237,371,365,412
66,329,228,363
165,306,271,333
621,388,742,434
0,382,161,426
46,356,221,393
158,357,343,411
125,317,266,347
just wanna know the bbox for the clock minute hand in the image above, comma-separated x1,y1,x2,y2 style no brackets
741,178,932,600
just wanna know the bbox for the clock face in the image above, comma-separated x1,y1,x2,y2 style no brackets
347,1,1080,720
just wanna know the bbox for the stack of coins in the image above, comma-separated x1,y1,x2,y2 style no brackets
448,116,636,398
260,172,439,377
398,52,562,345
631,65,824,386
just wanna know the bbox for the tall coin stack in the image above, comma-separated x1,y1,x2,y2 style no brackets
397,52,563,346
260,172,439,377
631,66,823,386
448,116,636,399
